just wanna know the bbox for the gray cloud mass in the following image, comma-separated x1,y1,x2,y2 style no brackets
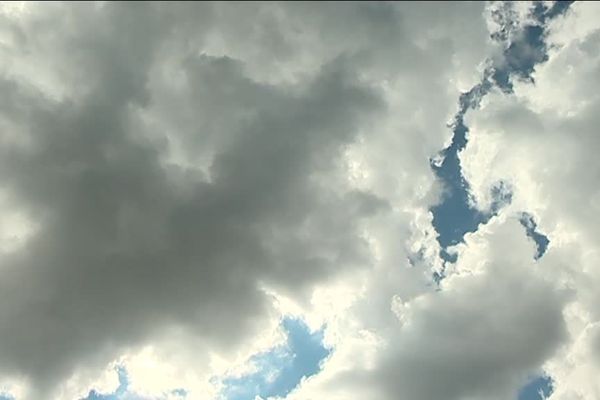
0,2,383,397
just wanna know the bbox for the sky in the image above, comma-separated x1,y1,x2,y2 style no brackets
1,1,599,400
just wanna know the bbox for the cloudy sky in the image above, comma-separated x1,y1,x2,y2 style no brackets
0,1,598,399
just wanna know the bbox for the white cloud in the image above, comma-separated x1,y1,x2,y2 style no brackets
288,216,568,400
459,2,600,399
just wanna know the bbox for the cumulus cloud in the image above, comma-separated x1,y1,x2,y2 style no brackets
0,2,489,398
287,216,568,400
459,2,600,399
1,2,595,400
0,2,384,398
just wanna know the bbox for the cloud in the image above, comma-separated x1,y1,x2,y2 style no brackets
458,2,600,399
1,2,585,400
0,2,491,398
0,3,386,398
287,216,568,400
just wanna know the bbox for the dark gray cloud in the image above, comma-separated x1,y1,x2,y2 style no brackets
0,2,386,397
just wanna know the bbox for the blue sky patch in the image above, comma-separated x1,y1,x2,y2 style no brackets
518,375,553,400
430,78,493,261
492,1,572,92
221,317,330,400
519,212,550,260
429,72,512,275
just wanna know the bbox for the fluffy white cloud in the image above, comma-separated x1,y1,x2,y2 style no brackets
460,2,600,399
288,215,568,400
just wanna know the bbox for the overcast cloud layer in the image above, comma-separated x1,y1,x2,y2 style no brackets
0,2,598,400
